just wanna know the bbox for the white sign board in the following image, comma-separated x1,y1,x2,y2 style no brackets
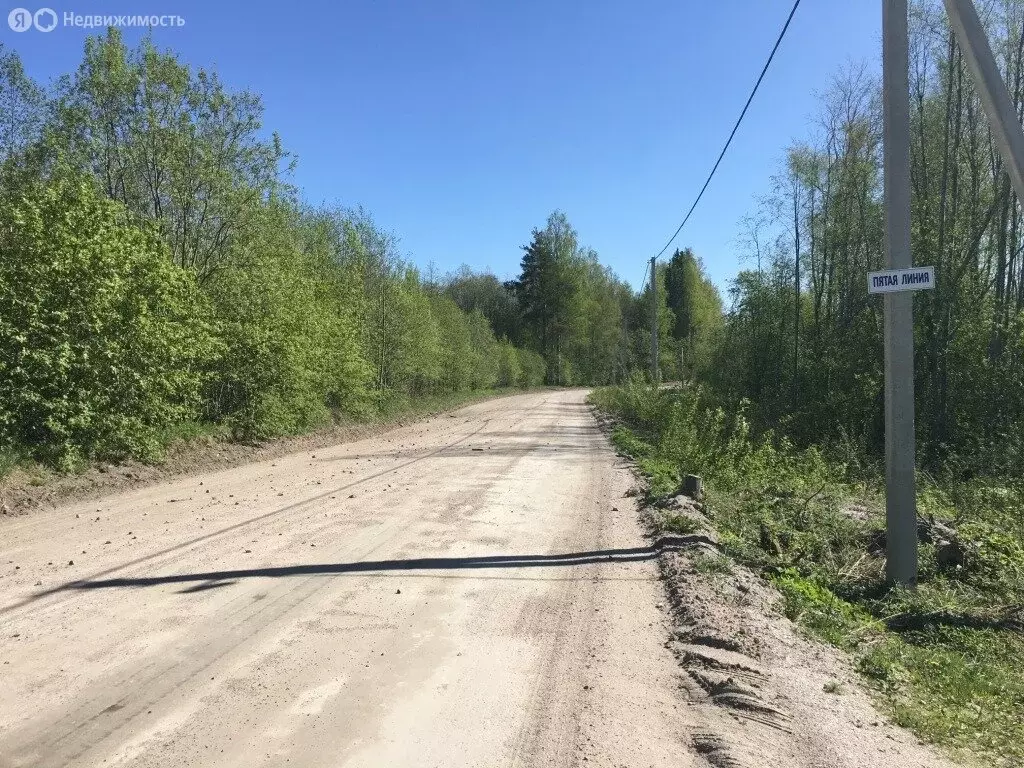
867,266,936,294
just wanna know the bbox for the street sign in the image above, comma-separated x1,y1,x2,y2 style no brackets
867,266,935,294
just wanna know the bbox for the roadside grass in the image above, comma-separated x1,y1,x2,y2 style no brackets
659,512,704,536
692,551,733,576
609,426,679,499
0,446,46,490
0,446,29,479
590,377,1024,766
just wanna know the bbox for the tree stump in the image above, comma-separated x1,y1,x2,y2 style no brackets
681,474,703,500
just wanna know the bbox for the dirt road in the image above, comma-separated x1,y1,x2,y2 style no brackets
0,390,697,767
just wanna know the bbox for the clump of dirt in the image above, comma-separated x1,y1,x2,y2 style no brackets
642,499,956,768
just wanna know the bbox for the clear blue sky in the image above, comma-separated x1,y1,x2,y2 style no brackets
3,0,880,291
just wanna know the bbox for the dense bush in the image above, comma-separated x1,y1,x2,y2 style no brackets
204,205,372,438
0,174,214,466
495,341,521,387
516,349,547,387
593,375,837,494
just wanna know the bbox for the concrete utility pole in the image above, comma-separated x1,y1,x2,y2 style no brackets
943,0,1024,204
874,0,1024,586
882,0,918,586
650,257,659,384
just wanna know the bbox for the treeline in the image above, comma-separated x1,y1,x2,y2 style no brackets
0,31,555,469
442,215,725,388
446,214,721,387
0,30,692,470
690,0,1024,479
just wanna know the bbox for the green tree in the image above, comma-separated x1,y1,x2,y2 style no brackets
662,249,724,380
496,340,522,387
513,211,583,382
0,45,45,163
0,31,637,471
49,29,290,283
444,267,521,343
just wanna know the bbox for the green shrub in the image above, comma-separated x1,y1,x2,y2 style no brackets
465,309,499,389
496,340,522,387
517,348,547,387
0,175,214,467
958,522,1024,598
772,568,873,649
660,512,702,535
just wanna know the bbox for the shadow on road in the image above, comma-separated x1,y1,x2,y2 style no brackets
0,421,497,617
49,535,709,593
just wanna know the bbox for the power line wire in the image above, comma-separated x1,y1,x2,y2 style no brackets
653,0,802,262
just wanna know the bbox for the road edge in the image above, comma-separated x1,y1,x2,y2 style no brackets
589,402,958,768
0,389,549,519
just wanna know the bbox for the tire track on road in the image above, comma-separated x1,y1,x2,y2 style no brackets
1,414,504,619
2,399,556,767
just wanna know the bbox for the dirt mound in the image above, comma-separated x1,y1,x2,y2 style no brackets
644,502,955,768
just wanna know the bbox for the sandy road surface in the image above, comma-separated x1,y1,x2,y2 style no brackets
0,390,697,768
